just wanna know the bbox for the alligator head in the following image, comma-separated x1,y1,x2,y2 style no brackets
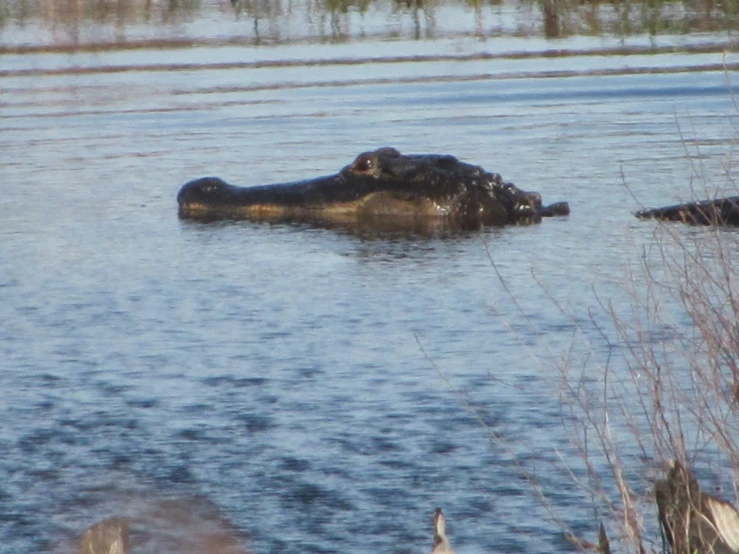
636,196,739,226
177,147,569,230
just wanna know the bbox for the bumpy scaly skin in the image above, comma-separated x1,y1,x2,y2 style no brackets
177,147,569,229
636,196,739,226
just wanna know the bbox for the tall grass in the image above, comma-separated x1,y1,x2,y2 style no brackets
469,98,739,552
563,218,739,552
552,143,739,551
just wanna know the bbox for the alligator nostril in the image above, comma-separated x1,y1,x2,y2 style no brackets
177,177,230,205
200,177,228,194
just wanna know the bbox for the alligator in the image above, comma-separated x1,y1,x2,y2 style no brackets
635,196,739,226
177,148,569,230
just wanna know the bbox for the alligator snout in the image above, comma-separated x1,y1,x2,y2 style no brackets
177,177,230,205
505,186,569,221
539,201,571,217
178,177,237,218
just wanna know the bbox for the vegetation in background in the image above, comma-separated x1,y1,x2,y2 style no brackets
1,0,739,47
3,1,739,551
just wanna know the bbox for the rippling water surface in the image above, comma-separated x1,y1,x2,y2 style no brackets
2,3,739,552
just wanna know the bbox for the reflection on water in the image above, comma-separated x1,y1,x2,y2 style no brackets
1,0,739,49
2,0,739,552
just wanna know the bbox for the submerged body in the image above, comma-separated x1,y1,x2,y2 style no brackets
636,196,739,226
177,148,569,230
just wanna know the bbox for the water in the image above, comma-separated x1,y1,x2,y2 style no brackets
2,2,739,552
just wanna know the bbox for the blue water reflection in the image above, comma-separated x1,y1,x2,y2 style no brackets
1,14,738,553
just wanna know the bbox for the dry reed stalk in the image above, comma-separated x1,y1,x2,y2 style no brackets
476,119,739,552
557,135,739,551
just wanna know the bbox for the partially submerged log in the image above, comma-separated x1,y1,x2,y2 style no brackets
635,196,739,226
655,460,739,554
78,517,130,554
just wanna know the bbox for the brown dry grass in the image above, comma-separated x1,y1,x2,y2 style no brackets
550,125,739,551
458,88,739,553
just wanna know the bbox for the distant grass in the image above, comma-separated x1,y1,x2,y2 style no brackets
2,0,739,43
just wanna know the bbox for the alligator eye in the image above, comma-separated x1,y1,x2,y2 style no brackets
353,155,374,173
